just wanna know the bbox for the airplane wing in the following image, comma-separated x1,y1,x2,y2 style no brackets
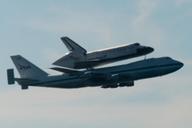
50,67,81,74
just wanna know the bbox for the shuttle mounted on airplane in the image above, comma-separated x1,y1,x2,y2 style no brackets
7,36,183,90
53,37,154,69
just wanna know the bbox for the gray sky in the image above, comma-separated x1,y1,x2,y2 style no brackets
0,0,192,128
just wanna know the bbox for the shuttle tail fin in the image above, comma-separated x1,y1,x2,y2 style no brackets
10,55,48,80
61,37,87,54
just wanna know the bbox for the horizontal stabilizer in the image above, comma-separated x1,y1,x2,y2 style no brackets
50,67,81,74
7,69,15,85
15,78,39,85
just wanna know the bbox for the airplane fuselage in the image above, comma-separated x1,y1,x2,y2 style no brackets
22,57,183,89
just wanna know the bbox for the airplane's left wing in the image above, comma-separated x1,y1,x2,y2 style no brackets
50,67,81,74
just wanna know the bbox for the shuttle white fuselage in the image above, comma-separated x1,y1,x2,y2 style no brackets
53,37,154,69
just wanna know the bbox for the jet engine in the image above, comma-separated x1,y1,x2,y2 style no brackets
101,84,118,88
118,81,134,87
101,81,134,88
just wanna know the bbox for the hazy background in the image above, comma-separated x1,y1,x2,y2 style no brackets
0,0,191,128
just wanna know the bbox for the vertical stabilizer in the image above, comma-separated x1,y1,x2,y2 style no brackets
11,55,48,80
61,37,87,54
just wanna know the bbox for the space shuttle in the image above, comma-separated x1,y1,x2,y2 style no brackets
53,37,154,69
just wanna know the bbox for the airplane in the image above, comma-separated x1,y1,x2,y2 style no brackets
53,37,154,69
7,55,183,90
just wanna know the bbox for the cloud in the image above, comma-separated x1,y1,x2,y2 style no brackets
22,6,118,64
24,7,114,44
131,0,165,48
175,0,192,6
0,85,191,128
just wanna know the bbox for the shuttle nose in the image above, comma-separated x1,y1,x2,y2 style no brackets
147,47,154,53
144,47,154,53
173,60,184,71
177,61,184,68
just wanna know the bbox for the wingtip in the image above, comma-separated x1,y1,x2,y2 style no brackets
61,36,69,40
10,55,20,57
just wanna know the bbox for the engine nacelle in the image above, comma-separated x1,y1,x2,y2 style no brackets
101,84,118,88
101,81,134,89
118,81,134,87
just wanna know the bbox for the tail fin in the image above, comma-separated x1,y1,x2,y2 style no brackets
61,37,87,54
11,55,48,80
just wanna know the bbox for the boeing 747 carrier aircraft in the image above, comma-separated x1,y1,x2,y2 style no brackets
53,37,154,69
7,55,183,90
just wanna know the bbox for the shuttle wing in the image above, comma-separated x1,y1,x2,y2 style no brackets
75,60,101,69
